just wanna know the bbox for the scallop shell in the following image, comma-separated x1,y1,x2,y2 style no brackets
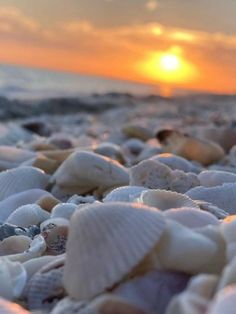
154,220,217,274
208,284,236,314
0,235,32,256
0,189,51,222
186,183,236,214
114,270,190,314
52,151,129,195
51,203,77,220
156,129,225,166
198,170,236,187
164,207,219,228
6,204,50,227
152,153,201,173
0,166,49,201
0,258,27,300
103,186,149,203
136,189,199,211
63,202,166,300
0,298,30,313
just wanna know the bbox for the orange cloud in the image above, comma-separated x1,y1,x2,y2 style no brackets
1,6,236,94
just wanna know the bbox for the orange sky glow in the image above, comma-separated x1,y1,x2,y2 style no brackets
1,3,236,94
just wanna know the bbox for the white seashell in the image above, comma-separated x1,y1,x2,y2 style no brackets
208,284,236,314
52,151,129,195
152,153,201,173
0,124,34,146
186,274,219,299
136,189,199,210
0,189,51,222
155,220,217,274
103,186,149,203
51,203,78,220
6,204,50,226
220,215,236,262
0,235,31,256
40,217,70,232
186,183,236,214
63,202,166,300
217,255,236,291
164,207,219,229
198,170,236,187
196,200,229,219
0,297,30,313
114,270,190,314
135,146,162,163
0,166,49,201
50,297,89,314
0,258,27,300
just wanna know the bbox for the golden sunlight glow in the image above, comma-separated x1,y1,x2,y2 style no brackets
137,49,198,84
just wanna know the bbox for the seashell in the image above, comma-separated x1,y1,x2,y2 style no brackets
156,129,225,166
0,124,34,146
186,183,236,214
164,207,219,229
0,146,37,171
94,142,126,164
137,189,199,210
130,159,200,193
135,146,162,163
122,138,146,156
22,154,59,174
103,186,149,203
0,235,31,256
25,262,65,310
6,234,46,263
220,215,236,262
52,151,129,195
42,225,68,255
154,220,217,274
122,124,153,141
41,148,75,163
194,225,226,274
36,194,60,212
0,258,27,300
23,255,62,281
166,274,218,314
217,255,236,291
47,133,74,149
40,217,70,232
63,202,166,300
0,224,40,241
198,170,236,187
0,166,49,201
152,153,201,173
51,203,77,220
196,200,229,219
114,270,190,314
208,284,236,314
0,298,30,313
50,297,89,314
6,204,50,227
67,194,96,205
0,189,51,222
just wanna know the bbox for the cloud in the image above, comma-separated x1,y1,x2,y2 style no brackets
146,0,159,11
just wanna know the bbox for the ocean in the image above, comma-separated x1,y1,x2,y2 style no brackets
0,64,158,100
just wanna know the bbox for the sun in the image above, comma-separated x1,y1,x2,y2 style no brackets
159,54,180,72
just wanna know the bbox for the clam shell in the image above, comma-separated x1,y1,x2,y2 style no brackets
51,203,77,220
0,189,51,222
52,151,129,195
0,298,30,313
137,189,199,211
0,166,49,201
6,204,50,227
36,194,60,212
186,183,236,214
198,170,236,187
63,202,166,300
40,217,70,232
103,186,149,203
0,235,32,256
164,207,219,228
208,284,236,314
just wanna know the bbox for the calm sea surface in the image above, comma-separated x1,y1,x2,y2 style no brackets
0,64,158,100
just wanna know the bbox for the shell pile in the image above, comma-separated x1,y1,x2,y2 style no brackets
2,97,236,314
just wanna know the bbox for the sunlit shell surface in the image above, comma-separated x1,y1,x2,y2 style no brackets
64,202,166,300
0,298,30,313
103,186,149,203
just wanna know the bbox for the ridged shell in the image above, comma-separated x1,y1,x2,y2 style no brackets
63,202,166,300
198,170,236,187
52,151,129,195
164,207,219,228
51,203,77,220
0,298,30,313
0,189,51,222
0,167,49,201
186,183,236,214
0,259,27,300
208,284,236,314
137,189,199,211
103,186,149,203
6,204,50,227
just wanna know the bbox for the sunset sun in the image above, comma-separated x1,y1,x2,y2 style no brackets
159,54,180,72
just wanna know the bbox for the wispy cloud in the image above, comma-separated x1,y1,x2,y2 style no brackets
146,0,159,11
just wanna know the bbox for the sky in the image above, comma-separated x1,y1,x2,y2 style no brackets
1,0,236,94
